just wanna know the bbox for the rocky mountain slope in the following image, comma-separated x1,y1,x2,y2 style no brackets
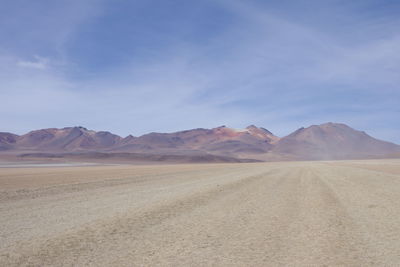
11,127,121,152
115,125,279,156
0,132,19,151
1,123,399,162
272,123,400,160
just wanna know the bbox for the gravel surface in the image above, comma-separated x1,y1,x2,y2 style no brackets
1,160,400,266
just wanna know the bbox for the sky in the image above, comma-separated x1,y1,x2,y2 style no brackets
1,0,399,143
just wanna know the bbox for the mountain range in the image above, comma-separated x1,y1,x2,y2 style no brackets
1,123,399,163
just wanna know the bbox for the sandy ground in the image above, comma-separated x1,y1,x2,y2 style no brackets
1,159,400,266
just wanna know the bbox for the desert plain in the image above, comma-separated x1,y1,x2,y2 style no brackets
1,159,400,266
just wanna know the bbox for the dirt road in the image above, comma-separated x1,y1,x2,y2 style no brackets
1,160,400,266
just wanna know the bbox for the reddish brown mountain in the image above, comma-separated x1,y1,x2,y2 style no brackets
1,123,399,162
16,127,121,152
115,125,279,155
272,122,400,160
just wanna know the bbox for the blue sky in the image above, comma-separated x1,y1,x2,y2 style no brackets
1,0,399,143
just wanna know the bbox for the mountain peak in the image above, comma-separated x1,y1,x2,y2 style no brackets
274,122,400,160
245,125,277,139
310,122,350,129
246,125,257,129
62,126,88,131
76,126,88,130
2,123,399,161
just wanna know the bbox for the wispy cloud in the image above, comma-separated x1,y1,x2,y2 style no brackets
0,0,399,143
17,56,49,70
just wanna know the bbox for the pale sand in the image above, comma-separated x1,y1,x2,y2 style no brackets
1,159,400,266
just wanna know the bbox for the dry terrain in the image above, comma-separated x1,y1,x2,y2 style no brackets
1,159,400,266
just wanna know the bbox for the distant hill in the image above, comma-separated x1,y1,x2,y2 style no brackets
115,125,279,156
16,127,121,151
0,132,19,151
1,122,399,162
272,123,400,160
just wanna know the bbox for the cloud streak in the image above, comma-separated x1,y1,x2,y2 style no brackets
0,0,399,143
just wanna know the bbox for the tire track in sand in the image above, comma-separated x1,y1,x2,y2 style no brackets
1,167,283,266
276,164,370,266
1,162,394,266
316,163,400,265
